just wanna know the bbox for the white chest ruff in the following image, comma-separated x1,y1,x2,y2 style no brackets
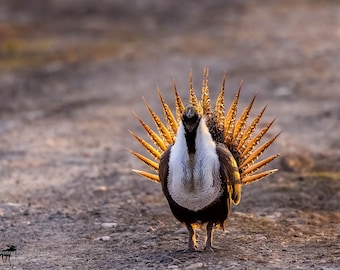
167,120,222,212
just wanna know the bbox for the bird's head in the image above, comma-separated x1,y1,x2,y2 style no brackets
182,106,201,133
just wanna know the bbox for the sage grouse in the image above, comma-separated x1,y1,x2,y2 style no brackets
128,69,280,251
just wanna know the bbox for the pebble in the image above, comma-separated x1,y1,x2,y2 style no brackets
160,255,174,263
4,202,22,208
265,212,282,220
23,208,30,216
94,236,111,241
101,222,117,228
223,262,241,268
175,227,188,234
185,262,206,269
255,235,268,241
168,266,180,270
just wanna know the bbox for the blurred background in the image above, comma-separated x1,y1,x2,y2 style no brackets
1,0,339,152
0,0,339,269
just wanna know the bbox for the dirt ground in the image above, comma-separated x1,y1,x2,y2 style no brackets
0,0,339,269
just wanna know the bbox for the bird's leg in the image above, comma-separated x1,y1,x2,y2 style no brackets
204,222,216,251
186,224,197,251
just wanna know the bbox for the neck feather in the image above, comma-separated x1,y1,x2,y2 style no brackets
167,117,221,211
184,125,199,154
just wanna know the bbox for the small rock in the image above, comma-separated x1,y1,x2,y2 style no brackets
265,212,282,220
175,227,187,234
185,262,206,269
94,236,111,241
255,235,268,241
160,255,174,263
1,202,22,213
4,202,21,208
93,185,109,195
168,266,180,270
101,222,117,228
223,262,241,268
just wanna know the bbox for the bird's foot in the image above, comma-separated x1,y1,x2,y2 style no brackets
175,246,200,253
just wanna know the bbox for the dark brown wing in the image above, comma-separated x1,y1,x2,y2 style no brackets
216,144,242,205
159,146,172,198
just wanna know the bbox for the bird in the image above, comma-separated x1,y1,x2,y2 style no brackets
128,68,280,251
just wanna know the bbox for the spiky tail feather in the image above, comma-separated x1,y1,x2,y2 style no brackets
129,69,280,185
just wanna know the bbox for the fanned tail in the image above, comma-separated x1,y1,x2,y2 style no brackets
174,80,185,122
189,70,200,110
132,112,167,151
127,149,159,172
232,94,257,146
224,82,242,147
201,67,212,117
129,69,279,187
237,105,267,151
215,72,226,132
242,169,278,185
128,130,161,160
132,169,160,183
143,98,173,146
158,88,178,138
